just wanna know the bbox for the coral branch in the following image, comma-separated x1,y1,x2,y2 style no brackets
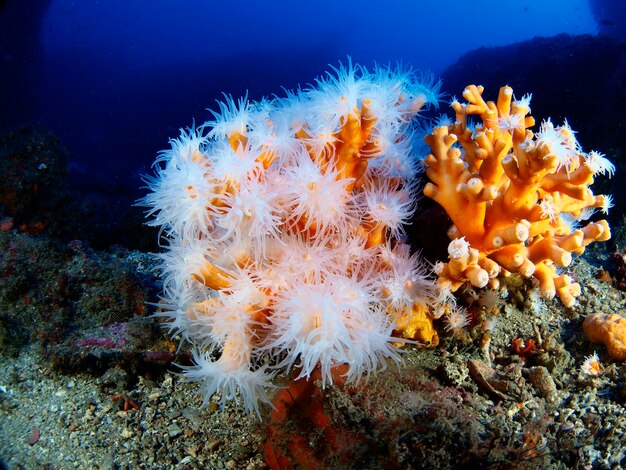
424,85,613,307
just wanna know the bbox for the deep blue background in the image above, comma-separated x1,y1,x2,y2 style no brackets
0,0,600,187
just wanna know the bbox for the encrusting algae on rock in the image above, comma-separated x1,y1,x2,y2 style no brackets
140,62,445,416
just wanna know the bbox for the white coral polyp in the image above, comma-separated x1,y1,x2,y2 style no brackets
180,348,275,420
266,275,397,386
363,181,416,238
142,151,219,238
378,243,434,313
281,152,356,235
141,62,441,416
448,237,470,259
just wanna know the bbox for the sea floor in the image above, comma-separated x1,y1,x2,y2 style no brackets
1,249,626,469
0,347,267,469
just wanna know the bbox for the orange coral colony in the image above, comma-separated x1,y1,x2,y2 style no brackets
424,85,613,307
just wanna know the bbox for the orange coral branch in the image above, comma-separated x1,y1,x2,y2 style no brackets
424,84,612,307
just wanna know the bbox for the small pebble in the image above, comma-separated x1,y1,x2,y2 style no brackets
226,459,237,469
167,423,183,439
208,438,223,452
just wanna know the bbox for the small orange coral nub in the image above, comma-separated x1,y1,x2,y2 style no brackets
583,313,626,361
394,302,439,347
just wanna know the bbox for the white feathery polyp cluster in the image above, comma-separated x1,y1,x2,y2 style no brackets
141,63,441,417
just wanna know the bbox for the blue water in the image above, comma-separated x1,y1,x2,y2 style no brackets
0,0,612,186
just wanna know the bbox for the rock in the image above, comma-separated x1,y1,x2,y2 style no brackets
467,359,508,400
528,366,558,403
167,423,183,439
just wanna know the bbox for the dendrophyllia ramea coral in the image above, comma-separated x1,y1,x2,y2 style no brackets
423,85,614,307
141,63,442,416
